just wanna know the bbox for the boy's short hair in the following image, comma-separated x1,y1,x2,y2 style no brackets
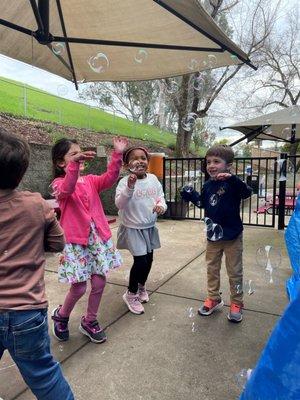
205,144,234,164
0,127,30,189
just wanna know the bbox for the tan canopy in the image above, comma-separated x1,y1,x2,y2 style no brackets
222,106,300,145
0,0,254,87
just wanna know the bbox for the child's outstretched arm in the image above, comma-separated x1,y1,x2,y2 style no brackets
180,186,203,208
53,151,95,199
90,138,128,192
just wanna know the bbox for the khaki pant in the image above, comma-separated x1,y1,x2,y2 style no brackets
205,233,243,305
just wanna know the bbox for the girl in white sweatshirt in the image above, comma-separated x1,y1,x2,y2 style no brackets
115,146,167,314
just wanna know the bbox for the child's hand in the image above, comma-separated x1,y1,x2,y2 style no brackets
127,174,137,189
72,151,96,163
113,137,129,153
216,172,231,181
153,205,165,215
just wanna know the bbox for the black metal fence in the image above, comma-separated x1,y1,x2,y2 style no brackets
163,153,300,229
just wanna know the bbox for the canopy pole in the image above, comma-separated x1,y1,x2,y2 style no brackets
38,0,49,37
56,0,78,90
291,123,296,144
229,126,264,146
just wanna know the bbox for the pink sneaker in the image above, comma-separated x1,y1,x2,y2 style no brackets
138,284,149,303
123,290,144,314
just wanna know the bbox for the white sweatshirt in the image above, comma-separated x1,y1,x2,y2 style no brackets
115,173,167,229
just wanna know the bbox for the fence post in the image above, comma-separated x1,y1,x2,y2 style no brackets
23,84,27,117
278,152,287,230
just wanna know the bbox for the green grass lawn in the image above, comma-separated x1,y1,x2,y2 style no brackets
0,77,176,146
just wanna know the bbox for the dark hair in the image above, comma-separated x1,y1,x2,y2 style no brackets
0,127,30,189
51,138,78,178
123,146,150,164
205,144,234,164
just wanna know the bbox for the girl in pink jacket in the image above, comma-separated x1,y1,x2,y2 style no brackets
50,137,128,343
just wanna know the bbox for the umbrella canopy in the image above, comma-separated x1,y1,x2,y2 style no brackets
222,105,300,146
0,0,255,88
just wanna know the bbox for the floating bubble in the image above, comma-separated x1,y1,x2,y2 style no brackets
59,345,64,352
181,113,198,132
265,127,272,135
186,306,196,318
87,52,109,74
57,84,68,97
282,127,292,141
236,368,252,389
52,42,65,55
150,316,156,322
207,223,223,241
128,159,142,174
193,75,205,91
188,58,199,71
256,245,281,284
230,54,238,61
207,54,217,68
165,80,179,94
134,49,148,64
235,284,243,295
0,359,15,371
246,279,255,295
277,158,287,182
191,322,200,332
203,217,213,232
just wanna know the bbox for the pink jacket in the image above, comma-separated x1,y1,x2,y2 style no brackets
52,151,122,245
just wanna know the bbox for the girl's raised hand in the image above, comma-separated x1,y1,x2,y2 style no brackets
113,137,129,153
72,151,96,163
127,174,137,189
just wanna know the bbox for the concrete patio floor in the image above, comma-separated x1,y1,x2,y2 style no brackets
0,218,290,400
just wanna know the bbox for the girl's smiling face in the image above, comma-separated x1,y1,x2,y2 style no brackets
58,143,85,173
126,149,149,178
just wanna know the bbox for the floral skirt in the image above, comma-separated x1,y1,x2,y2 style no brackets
58,222,122,284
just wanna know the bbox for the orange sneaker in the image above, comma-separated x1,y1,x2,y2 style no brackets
228,302,243,323
198,298,224,316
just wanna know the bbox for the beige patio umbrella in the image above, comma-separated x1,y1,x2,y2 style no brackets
222,105,300,146
0,0,255,89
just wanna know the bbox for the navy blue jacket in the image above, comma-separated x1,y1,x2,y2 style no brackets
181,175,252,240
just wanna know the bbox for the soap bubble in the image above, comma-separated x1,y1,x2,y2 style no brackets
165,80,179,94
282,127,292,141
128,159,142,174
87,52,109,74
52,42,65,55
256,245,281,284
186,307,196,318
230,54,238,61
206,223,223,241
193,75,205,91
236,368,252,389
181,113,198,131
134,49,148,64
57,84,68,97
191,322,200,332
207,54,217,68
0,359,15,371
188,58,199,71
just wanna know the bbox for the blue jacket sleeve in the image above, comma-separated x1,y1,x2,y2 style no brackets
180,186,203,208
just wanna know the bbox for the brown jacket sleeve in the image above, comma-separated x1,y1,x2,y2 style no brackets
42,200,65,252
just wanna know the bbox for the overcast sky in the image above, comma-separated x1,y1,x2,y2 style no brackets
0,0,297,145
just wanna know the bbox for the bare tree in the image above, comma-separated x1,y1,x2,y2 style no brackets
79,80,160,125
170,0,279,156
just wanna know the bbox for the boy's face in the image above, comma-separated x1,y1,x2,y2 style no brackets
206,156,231,179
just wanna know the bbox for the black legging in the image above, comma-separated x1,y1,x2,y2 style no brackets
128,251,153,294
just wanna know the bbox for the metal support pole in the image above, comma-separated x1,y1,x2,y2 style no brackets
291,123,296,143
278,152,287,230
38,0,49,36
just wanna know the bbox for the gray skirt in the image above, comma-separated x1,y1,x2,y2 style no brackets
117,224,161,256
